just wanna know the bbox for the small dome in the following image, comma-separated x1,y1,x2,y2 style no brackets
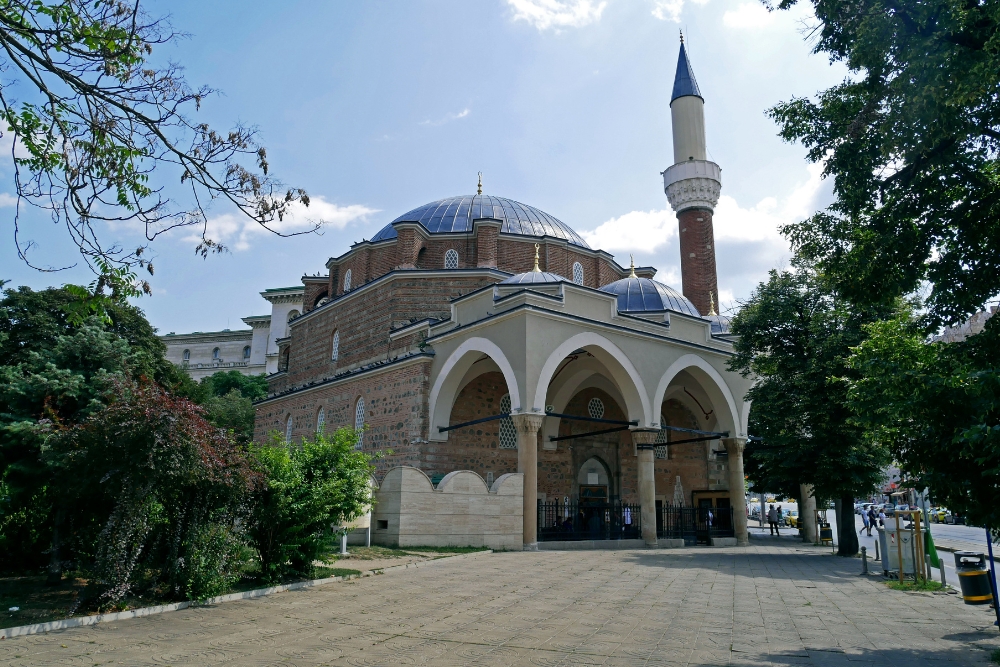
599,275,700,317
371,195,590,248
707,315,731,335
501,270,567,285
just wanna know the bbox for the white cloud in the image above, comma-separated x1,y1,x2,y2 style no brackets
187,196,379,251
420,108,471,126
0,192,18,207
506,0,607,31
722,2,776,29
580,207,676,253
651,0,708,22
713,161,825,242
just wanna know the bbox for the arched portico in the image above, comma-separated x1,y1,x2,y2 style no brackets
428,337,521,441
652,354,740,436
532,332,652,427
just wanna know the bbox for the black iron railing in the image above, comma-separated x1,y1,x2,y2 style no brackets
658,506,734,545
538,501,642,542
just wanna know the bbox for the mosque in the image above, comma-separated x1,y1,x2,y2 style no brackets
252,39,754,550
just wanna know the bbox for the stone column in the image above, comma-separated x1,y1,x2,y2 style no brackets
800,483,818,544
513,413,545,551
722,437,749,546
631,429,659,547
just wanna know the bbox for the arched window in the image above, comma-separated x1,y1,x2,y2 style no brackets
654,414,669,460
572,262,584,285
287,309,300,323
285,415,293,443
316,407,325,434
331,330,340,362
444,249,459,269
243,345,251,359
343,269,352,292
354,398,365,449
212,347,220,360
499,394,517,449
182,349,190,362
587,397,605,420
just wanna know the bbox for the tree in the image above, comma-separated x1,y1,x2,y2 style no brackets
729,269,891,555
0,0,310,278
765,0,1000,328
46,375,257,606
849,314,1000,530
248,430,377,582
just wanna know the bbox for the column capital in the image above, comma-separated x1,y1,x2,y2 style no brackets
631,428,659,450
511,412,545,434
722,437,746,455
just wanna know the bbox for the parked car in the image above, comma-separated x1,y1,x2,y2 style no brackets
784,509,800,528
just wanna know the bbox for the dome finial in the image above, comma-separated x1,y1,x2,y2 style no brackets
708,291,717,316
477,172,483,195
679,29,684,44
533,243,541,272
629,254,637,278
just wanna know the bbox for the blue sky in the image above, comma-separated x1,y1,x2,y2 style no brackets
0,0,846,333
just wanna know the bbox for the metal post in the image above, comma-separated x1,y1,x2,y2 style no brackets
985,527,1000,630
340,532,348,556
366,525,371,548
861,546,868,575
895,512,904,583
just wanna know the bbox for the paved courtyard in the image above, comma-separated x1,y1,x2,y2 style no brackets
3,538,1000,666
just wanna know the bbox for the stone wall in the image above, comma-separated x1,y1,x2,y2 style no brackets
371,467,523,549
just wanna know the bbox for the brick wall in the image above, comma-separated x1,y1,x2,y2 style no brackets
677,208,719,316
654,398,715,504
254,359,431,479
281,274,495,390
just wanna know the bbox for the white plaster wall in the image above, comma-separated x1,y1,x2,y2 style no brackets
670,95,707,163
371,467,523,550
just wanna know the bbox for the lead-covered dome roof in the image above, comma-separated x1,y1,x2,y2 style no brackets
501,270,567,285
371,195,590,248
599,276,700,317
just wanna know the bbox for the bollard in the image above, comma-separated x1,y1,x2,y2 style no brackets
340,532,348,556
861,546,869,575
874,539,880,562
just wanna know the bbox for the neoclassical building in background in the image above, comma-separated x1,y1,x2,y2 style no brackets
252,40,753,549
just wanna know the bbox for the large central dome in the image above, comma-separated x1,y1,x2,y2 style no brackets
370,195,590,248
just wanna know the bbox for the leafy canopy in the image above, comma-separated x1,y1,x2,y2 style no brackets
766,0,1000,326
0,0,310,278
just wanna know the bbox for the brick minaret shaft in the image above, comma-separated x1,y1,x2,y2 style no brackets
662,35,722,316
677,208,718,317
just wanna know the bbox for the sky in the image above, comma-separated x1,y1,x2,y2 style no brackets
0,0,848,333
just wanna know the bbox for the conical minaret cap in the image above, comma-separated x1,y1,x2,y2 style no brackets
671,40,702,103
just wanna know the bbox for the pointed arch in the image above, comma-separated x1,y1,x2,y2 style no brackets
428,337,521,441
652,354,740,435
532,332,651,427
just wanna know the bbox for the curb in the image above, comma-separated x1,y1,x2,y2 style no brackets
1,549,492,640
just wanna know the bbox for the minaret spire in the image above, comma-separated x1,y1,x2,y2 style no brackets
661,34,722,317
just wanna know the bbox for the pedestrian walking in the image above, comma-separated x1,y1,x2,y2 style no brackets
877,507,887,528
860,507,871,535
866,507,877,536
767,504,779,535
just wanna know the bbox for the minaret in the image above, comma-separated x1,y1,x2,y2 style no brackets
662,34,721,317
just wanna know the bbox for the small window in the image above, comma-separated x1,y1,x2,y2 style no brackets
316,407,325,434
212,347,220,360
444,249,459,269
285,415,293,443
376,519,388,530
572,262,584,285
354,397,365,449
182,349,190,361
655,413,669,459
287,309,300,323
331,330,340,361
499,394,517,449
243,345,251,359
343,269,352,292
587,397,605,420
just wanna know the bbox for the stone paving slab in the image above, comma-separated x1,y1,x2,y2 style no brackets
2,541,999,666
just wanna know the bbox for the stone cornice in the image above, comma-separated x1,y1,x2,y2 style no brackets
662,160,722,214
160,330,253,343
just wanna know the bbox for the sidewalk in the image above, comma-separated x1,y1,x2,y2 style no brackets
4,537,999,666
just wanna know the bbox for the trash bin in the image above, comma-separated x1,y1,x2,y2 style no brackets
954,551,993,605
879,525,916,576
819,523,833,545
